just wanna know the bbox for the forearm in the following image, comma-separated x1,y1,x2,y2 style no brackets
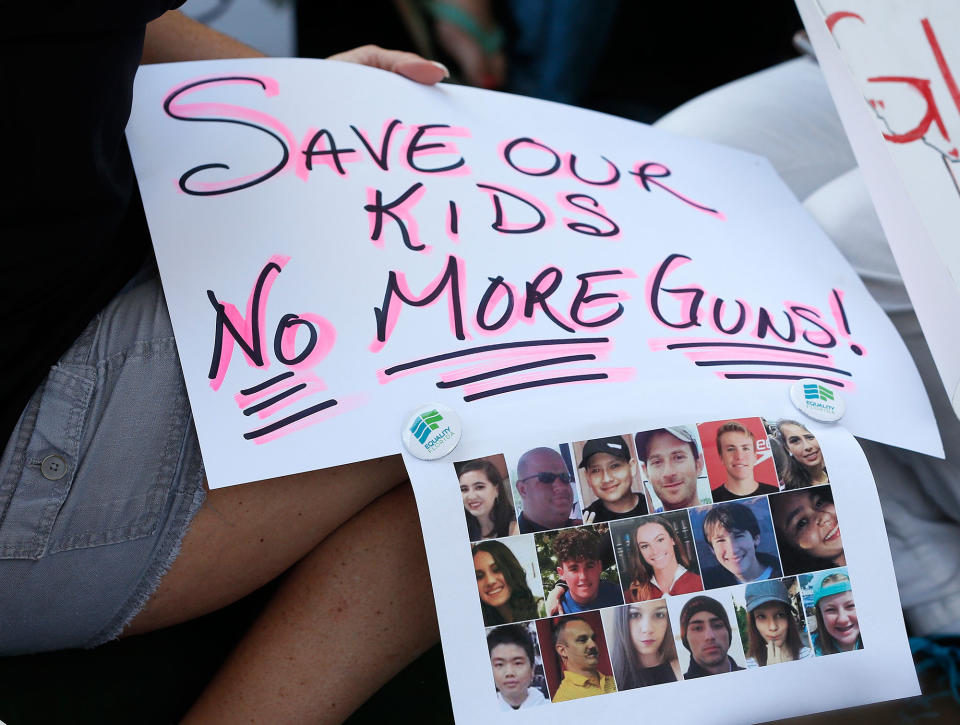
141,10,264,64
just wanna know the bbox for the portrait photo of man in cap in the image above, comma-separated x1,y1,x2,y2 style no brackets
635,426,713,512
575,435,650,523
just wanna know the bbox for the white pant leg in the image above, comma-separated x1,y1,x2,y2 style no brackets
655,57,858,200
656,58,960,635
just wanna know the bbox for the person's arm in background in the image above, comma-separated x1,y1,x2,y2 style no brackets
142,9,449,84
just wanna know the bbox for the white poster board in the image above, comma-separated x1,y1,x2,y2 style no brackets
403,401,917,723
797,0,960,419
126,58,940,488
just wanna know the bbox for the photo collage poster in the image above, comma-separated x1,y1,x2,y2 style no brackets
403,405,917,723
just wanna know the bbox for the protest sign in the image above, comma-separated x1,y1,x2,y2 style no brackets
127,58,940,488
403,402,917,722
798,0,960,419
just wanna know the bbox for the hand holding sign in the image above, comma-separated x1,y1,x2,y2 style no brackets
328,44,451,86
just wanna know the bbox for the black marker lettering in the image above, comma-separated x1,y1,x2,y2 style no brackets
570,270,625,327
301,129,356,175
476,183,547,234
350,119,402,171
364,183,426,251
790,305,837,348
476,276,516,331
712,298,747,334
374,255,466,342
273,313,318,365
406,124,466,173
502,137,561,176
524,268,574,332
568,154,620,186
756,308,797,343
164,76,289,196
562,193,620,237
648,254,703,329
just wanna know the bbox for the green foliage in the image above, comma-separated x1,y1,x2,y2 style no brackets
535,525,620,594
735,603,749,650
536,537,556,590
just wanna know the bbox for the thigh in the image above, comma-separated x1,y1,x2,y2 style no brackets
124,454,407,635
179,481,437,725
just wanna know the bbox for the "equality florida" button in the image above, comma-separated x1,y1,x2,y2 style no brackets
789,378,846,422
402,403,463,460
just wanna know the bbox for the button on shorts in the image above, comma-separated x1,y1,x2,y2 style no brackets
0,271,206,654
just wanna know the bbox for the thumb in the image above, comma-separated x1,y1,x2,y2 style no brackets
328,44,450,85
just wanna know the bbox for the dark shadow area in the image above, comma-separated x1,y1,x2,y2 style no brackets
297,2,804,122
0,577,452,724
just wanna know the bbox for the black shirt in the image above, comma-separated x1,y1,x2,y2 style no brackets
710,482,779,501
684,655,744,679
1,2,183,442
517,511,581,534
583,496,648,522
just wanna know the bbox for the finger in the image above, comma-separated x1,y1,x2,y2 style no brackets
328,45,449,85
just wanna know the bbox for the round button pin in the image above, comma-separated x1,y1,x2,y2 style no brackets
402,403,462,460
40,454,68,481
789,379,846,422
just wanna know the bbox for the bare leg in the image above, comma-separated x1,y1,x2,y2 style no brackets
126,455,407,632
123,455,439,722
182,483,437,723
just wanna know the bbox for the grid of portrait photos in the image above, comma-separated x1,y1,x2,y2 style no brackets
455,416,863,710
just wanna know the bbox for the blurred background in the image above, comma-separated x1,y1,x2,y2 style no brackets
185,0,803,123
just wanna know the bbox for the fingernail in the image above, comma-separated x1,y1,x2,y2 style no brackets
430,60,450,79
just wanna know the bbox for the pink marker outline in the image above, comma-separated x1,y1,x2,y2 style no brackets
679,348,836,366
784,301,836,348
631,161,727,221
435,346,613,382
365,183,429,252
277,312,337,370
368,255,468,353
708,297,753,336
165,75,297,191
497,137,562,177
473,277,521,338
476,182,555,233
557,192,622,240
565,152,621,187
296,127,362,181
374,339,615,384
209,254,289,391
521,264,574,330
400,124,472,177
460,366,635,396
644,255,706,331
710,371,857,393
234,370,325,406
251,393,369,445
445,201,460,243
